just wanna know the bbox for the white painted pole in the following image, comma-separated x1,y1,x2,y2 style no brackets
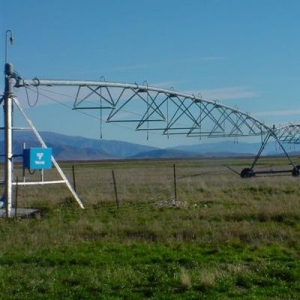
4,63,14,217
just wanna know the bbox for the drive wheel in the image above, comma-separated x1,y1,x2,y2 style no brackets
240,168,254,178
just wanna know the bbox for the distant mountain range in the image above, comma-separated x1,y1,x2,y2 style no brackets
5,131,157,160
0,131,297,160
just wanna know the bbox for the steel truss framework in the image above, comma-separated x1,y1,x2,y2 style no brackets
1,66,84,218
18,79,271,137
15,78,300,177
275,124,300,144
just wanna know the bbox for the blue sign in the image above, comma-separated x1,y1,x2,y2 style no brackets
23,148,52,170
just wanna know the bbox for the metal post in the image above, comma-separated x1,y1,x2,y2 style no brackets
112,170,119,209
4,63,14,217
5,30,13,64
72,165,77,192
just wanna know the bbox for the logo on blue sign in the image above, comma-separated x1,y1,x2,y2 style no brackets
23,148,52,170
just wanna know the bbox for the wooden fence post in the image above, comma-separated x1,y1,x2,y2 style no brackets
173,164,177,203
112,170,120,209
72,165,77,192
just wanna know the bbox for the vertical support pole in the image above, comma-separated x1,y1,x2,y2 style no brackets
4,63,14,218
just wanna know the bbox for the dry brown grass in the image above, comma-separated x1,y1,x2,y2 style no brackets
1,157,300,248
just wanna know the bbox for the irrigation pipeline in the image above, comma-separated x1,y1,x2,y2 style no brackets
14,76,300,179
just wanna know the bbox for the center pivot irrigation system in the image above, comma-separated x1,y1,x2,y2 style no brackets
2,32,300,217
17,77,300,176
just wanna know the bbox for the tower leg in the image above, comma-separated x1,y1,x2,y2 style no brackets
4,63,14,217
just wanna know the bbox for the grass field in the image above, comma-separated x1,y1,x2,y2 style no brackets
1,157,300,299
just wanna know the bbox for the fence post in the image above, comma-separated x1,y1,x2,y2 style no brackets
173,164,177,203
72,165,77,192
112,170,119,209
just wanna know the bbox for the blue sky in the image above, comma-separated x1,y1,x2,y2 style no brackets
1,0,300,148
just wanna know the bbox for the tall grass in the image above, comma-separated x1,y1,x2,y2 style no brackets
0,157,300,299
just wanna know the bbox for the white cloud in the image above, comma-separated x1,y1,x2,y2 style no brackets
253,108,300,117
107,63,158,72
185,87,258,101
150,80,184,89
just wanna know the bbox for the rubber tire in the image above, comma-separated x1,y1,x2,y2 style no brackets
240,168,254,178
292,165,300,177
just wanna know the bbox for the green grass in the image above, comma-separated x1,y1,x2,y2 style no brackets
1,157,300,299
